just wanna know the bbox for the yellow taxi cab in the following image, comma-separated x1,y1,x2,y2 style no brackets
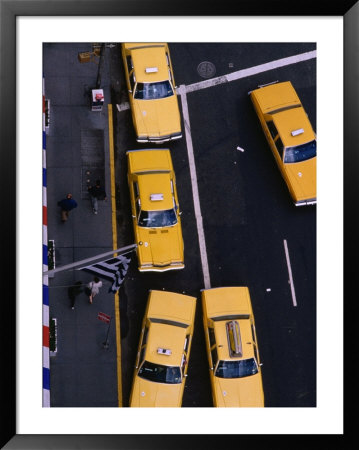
130,290,196,407
127,149,184,272
121,43,182,143
249,81,316,206
201,287,264,407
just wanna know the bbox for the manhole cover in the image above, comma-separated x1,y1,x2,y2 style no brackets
197,61,216,79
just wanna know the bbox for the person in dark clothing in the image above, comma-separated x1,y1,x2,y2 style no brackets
57,193,78,222
88,179,107,214
68,281,83,310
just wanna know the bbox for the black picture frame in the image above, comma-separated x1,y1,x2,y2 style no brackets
1,0,355,448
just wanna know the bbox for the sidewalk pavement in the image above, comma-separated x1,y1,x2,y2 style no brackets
44,43,119,406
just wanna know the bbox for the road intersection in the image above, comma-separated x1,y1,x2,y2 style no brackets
43,42,316,408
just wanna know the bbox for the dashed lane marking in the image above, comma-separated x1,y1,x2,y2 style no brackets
283,239,298,307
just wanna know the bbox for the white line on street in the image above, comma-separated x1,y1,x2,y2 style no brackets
283,239,297,307
181,50,317,94
180,89,211,289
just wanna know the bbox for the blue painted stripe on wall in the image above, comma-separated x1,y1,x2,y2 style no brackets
43,244,48,265
43,284,49,306
43,367,50,390
43,167,47,187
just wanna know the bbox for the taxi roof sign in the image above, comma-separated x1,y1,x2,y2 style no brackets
157,347,172,356
150,193,164,201
291,128,304,136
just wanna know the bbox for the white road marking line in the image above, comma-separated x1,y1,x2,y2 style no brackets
237,146,245,152
180,88,211,289
283,239,297,307
183,50,317,94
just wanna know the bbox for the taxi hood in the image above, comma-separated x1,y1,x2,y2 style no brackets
131,377,183,407
133,96,181,139
137,224,184,268
283,157,316,203
213,373,264,407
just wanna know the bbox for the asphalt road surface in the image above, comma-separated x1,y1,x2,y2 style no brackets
110,42,316,407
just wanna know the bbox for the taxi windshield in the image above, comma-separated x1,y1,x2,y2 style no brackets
138,209,177,227
134,81,174,100
215,358,258,379
138,361,181,384
284,139,316,163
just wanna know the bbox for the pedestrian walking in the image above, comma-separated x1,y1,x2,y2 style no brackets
68,281,83,310
88,179,107,215
86,276,103,304
57,193,78,222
